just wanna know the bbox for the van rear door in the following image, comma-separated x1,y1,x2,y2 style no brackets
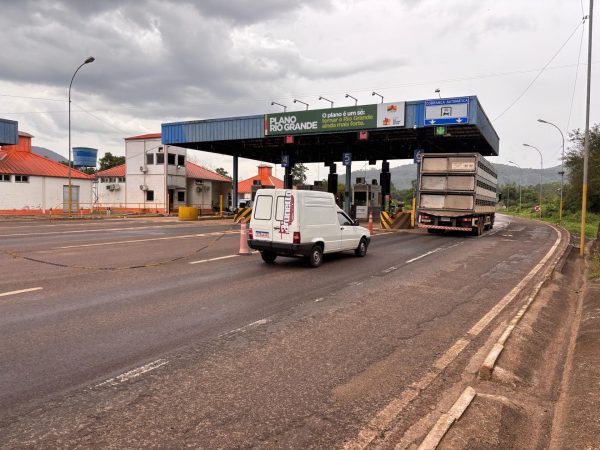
251,192,276,243
272,190,296,245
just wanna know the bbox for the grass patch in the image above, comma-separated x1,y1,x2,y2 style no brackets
501,208,600,239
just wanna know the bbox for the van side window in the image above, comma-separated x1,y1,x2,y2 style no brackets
254,195,273,220
337,211,352,226
275,196,285,221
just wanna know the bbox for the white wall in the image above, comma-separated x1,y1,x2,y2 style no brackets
0,175,93,211
125,139,186,210
96,178,126,206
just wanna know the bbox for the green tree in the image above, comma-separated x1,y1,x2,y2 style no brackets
98,152,125,171
215,167,230,178
291,163,308,186
564,124,600,213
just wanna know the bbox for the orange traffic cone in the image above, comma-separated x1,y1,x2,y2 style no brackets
239,221,250,255
368,211,374,235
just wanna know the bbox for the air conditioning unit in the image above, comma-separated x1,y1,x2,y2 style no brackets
196,185,208,193
139,166,147,173
356,177,366,184
106,184,113,191
112,184,120,191
139,184,149,191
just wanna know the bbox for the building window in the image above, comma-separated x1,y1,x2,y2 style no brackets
167,153,176,165
15,175,29,183
118,177,126,182
0,174,10,182
177,155,185,166
146,153,154,165
146,190,154,201
156,153,165,164
177,191,185,202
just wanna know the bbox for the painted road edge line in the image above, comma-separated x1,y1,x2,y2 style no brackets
343,223,564,450
0,287,43,298
189,251,258,265
478,224,568,380
95,359,169,388
416,386,477,450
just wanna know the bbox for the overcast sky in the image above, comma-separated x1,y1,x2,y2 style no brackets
0,0,596,180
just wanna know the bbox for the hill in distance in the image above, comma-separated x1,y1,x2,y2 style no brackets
351,162,564,190
32,146,67,163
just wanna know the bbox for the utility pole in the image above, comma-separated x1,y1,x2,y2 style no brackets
580,0,593,257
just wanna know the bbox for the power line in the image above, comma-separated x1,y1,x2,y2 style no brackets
493,18,585,122
565,18,587,137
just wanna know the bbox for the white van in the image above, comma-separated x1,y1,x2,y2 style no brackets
248,189,371,267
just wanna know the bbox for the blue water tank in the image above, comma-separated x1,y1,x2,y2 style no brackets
72,147,98,167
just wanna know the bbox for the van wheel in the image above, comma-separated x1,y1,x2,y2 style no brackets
260,251,277,264
308,245,323,268
355,238,368,257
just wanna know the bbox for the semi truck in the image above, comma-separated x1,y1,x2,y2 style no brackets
416,153,497,236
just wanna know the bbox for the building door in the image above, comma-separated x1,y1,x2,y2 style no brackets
63,185,80,212
168,189,174,213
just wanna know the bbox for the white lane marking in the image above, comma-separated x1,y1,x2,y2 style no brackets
404,242,461,264
344,225,562,450
0,223,219,238
0,287,43,298
314,297,325,303
219,318,269,338
54,231,238,249
189,251,258,265
95,359,168,388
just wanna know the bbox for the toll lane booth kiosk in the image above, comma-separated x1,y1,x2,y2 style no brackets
353,178,381,220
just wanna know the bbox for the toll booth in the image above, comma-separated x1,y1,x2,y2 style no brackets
353,177,381,220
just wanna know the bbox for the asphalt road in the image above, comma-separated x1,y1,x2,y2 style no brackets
0,215,559,448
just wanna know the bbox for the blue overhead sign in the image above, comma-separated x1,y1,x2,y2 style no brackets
424,97,469,126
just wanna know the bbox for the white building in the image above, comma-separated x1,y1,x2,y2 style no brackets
0,132,94,215
95,133,232,214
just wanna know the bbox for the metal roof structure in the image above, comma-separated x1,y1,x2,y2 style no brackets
0,119,18,146
161,96,499,165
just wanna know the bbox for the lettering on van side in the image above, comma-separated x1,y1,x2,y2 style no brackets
280,191,294,235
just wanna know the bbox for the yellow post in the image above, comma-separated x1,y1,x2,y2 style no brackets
220,194,223,218
167,193,170,215
411,196,416,228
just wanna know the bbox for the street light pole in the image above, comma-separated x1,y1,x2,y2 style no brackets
523,144,543,218
581,0,594,257
68,56,95,216
508,160,522,213
538,119,565,223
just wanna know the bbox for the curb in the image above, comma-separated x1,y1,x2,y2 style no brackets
417,386,477,450
478,225,571,381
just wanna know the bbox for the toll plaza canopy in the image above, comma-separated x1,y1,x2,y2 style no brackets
161,96,499,164
0,119,18,146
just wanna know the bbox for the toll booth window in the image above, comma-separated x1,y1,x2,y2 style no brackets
177,191,185,202
156,153,165,164
354,191,367,206
337,211,352,226
146,190,154,201
146,153,154,165
167,153,176,165
253,195,273,220
178,155,185,166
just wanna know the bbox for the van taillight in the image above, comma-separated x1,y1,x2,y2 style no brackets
293,232,301,244
248,228,253,239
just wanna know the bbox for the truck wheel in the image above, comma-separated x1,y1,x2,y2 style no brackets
308,245,323,268
354,238,368,257
260,251,277,264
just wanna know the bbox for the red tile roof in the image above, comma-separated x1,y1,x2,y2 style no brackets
124,133,161,141
0,150,94,179
96,164,126,178
186,162,231,182
238,166,283,194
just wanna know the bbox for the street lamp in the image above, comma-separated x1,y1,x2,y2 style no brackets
371,91,384,103
345,93,358,106
68,56,95,216
538,118,565,223
318,96,334,108
508,160,522,213
270,101,287,112
293,99,309,110
523,143,543,218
